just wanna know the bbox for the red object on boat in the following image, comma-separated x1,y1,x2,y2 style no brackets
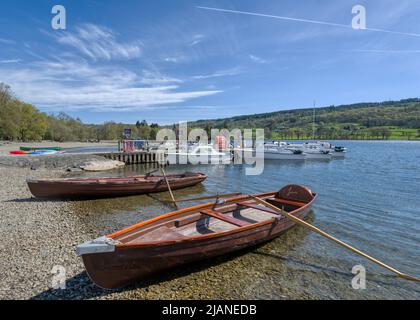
76,184,317,289
27,172,207,199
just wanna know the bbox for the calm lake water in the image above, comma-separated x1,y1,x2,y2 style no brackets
70,141,420,299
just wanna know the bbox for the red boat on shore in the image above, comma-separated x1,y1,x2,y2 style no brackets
76,184,316,289
27,172,207,199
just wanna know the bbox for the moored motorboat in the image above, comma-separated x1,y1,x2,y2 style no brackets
264,142,306,160
289,142,332,160
27,172,207,199
240,142,306,160
312,141,347,158
166,145,232,165
76,184,316,289
331,146,347,157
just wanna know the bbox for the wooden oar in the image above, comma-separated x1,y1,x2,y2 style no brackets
163,193,242,203
160,167,178,209
250,195,420,283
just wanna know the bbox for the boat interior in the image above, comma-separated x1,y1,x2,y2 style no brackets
112,195,309,245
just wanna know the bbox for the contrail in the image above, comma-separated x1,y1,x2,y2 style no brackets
196,6,420,38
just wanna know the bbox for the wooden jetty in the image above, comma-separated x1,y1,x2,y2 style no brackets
95,151,166,165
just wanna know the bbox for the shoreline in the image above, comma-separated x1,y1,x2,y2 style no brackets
0,141,117,156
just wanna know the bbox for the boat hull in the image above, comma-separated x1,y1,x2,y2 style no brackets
331,151,346,158
166,154,232,165
264,152,306,160
303,152,332,160
242,149,306,160
27,173,207,199
80,195,313,289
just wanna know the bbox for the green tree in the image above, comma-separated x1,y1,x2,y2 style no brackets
15,102,48,141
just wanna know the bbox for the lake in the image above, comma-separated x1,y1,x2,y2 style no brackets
71,140,420,299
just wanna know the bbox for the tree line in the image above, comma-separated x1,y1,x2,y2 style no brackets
0,83,159,142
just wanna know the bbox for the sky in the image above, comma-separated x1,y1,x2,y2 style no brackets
1,0,420,124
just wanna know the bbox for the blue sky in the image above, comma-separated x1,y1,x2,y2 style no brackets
1,0,420,124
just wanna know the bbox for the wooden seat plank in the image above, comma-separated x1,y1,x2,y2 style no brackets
267,197,307,207
201,209,249,227
237,202,282,215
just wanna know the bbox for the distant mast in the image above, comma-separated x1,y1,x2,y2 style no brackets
312,101,316,141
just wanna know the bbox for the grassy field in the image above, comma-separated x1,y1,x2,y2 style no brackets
268,126,420,140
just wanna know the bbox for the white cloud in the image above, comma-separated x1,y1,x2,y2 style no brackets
1,23,228,113
192,67,241,80
0,60,221,112
56,23,142,61
249,54,268,64
190,34,205,46
0,59,21,64
0,38,16,44
140,70,183,85
163,55,186,63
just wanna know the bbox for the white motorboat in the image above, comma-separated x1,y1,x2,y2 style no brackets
312,141,347,158
166,145,232,165
241,142,306,160
288,142,332,160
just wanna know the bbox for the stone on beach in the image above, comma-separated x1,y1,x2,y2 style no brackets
79,160,125,172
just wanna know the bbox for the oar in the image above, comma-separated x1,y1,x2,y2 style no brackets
145,169,159,178
163,193,242,203
250,195,420,283
160,166,178,210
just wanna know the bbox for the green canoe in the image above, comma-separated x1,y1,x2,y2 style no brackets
20,146,62,151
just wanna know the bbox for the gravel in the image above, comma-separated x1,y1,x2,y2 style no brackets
0,154,112,170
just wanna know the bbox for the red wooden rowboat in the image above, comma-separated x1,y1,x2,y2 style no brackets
27,172,207,199
76,184,317,289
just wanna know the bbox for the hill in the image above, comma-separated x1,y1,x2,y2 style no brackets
187,99,420,140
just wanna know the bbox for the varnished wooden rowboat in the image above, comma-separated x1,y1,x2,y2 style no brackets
27,172,207,199
76,184,317,289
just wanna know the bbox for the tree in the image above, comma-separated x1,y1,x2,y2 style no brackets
15,102,48,141
0,83,13,106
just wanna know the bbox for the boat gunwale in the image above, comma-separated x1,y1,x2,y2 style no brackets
26,173,207,185
108,192,317,249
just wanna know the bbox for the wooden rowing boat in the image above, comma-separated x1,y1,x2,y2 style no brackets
76,184,316,289
27,172,207,199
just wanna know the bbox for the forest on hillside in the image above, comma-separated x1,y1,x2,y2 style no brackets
191,99,420,140
1,82,419,141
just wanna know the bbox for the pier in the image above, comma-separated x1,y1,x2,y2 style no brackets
95,151,166,165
